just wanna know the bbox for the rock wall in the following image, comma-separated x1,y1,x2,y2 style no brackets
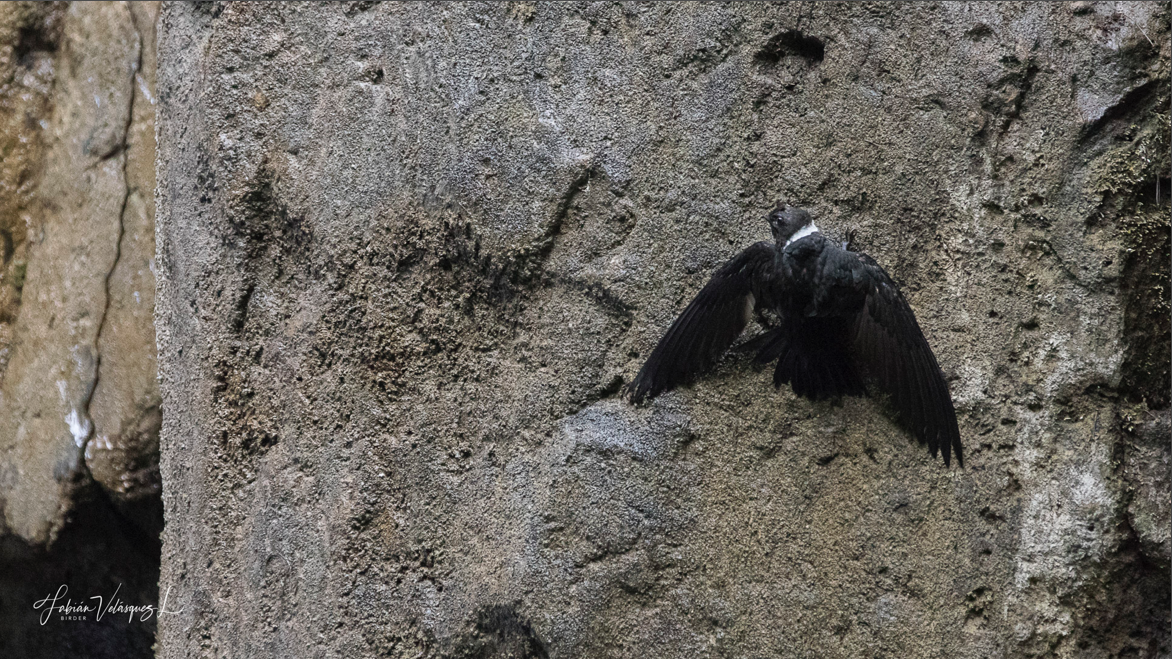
0,2,161,657
155,3,1169,658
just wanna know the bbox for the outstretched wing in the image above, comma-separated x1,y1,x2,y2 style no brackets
627,241,774,403
849,253,963,466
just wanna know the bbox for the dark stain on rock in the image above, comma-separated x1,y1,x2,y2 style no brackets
192,2,224,20
13,8,63,67
446,604,549,659
981,60,1039,133
229,166,313,282
343,1,381,17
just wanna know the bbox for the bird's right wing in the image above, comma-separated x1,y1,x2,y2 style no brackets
627,241,774,403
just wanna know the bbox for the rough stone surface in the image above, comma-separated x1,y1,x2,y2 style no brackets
155,3,1170,658
0,2,60,370
0,0,159,543
0,2,161,658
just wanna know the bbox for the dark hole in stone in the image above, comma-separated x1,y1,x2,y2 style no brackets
15,22,59,67
232,284,255,332
756,30,825,65
966,23,994,39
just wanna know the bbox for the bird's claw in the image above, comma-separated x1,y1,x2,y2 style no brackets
842,229,858,251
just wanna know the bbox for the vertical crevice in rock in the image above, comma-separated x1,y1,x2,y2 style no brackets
1,3,161,658
82,5,142,469
82,0,164,540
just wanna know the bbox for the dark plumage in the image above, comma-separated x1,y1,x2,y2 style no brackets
627,203,963,467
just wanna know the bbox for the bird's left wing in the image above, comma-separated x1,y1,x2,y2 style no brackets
847,253,963,466
627,241,774,403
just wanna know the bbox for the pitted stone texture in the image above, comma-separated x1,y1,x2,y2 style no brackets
155,3,1169,658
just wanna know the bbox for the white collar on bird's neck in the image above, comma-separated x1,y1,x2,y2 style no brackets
784,222,820,247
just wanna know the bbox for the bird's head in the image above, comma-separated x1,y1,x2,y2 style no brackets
766,203,818,246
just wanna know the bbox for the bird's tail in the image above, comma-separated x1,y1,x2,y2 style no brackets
769,321,866,401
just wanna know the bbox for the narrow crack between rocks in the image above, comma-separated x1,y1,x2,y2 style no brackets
78,10,143,476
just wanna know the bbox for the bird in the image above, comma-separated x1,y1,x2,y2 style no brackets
626,202,963,467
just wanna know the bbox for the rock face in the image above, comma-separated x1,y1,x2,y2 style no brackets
155,3,1169,658
0,2,161,658
0,0,160,547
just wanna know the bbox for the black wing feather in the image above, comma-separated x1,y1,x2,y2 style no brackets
849,254,963,466
627,242,774,403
